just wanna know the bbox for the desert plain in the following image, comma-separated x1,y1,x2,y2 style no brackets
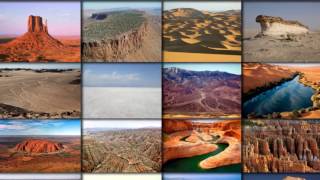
0,66,81,119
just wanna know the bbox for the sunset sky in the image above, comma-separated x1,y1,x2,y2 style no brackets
0,2,80,36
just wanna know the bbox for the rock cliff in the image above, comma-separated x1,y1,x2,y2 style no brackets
82,22,148,61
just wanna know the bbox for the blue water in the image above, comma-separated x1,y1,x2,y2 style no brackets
244,76,314,117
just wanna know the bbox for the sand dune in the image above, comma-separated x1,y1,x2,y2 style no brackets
163,8,241,62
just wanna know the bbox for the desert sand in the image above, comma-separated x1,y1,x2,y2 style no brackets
243,63,296,93
0,69,80,118
163,8,241,62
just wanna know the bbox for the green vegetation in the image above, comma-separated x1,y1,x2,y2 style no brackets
59,152,72,158
83,11,145,42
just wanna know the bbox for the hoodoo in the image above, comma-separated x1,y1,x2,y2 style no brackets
14,139,64,154
256,15,309,36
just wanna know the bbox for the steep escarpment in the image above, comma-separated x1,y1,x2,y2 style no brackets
14,139,64,154
82,22,148,61
82,10,159,61
244,120,320,173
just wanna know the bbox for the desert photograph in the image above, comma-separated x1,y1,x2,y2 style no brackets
243,63,320,119
83,63,161,118
163,1,241,62
0,120,81,173
164,174,241,180
244,174,320,180
244,2,320,62
163,119,241,172
0,174,80,180
83,174,161,180
163,63,241,119
244,120,320,173
82,1,161,62
82,120,161,173
0,64,81,119
0,2,80,62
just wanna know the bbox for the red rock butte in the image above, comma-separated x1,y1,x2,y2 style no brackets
0,14,80,62
14,139,64,154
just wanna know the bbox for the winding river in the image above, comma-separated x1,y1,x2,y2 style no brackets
244,75,314,117
163,143,241,172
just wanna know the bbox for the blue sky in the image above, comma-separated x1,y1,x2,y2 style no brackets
84,120,161,129
164,174,241,180
244,2,320,31
164,63,241,75
244,174,320,180
0,120,80,136
84,2,160,10
0,63,80,69
84,64,161,87
164,2,240,11
0,2,80,36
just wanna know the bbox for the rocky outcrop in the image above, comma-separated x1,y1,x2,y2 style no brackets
28,15,48,33
244,120,320,173
163,119,193,134
82,22,148,61
256,15,309,36
14,139,64,154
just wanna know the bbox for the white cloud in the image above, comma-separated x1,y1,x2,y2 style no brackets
0,124,27,130
84,71,140,85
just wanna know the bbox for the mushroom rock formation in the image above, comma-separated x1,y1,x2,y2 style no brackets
283,176,306,180
14,139,64,154
256,15,309,36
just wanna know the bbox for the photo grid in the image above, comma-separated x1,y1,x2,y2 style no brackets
0,0,320,180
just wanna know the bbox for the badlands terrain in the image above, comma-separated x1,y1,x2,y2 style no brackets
244,120,320,173
83,127,161,173
0,136,80,172
163,67,241,118
243,63,320,119
163,119,241,172
0,68,81,119
82,9,161,62
244,174,319,180
163,8,241,62
244,15,320,62
0,15,80,62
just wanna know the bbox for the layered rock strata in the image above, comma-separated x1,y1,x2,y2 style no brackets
244,120,320,173
256,15,309,36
